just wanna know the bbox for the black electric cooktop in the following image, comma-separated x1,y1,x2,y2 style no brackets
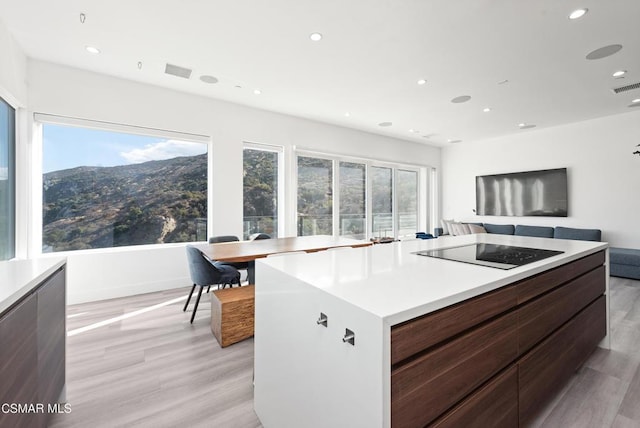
415,243,564,270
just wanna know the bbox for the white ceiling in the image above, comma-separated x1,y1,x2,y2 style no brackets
1,0,639,146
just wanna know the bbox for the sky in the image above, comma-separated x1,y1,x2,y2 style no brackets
42,124,207,173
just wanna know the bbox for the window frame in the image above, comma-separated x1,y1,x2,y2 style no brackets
242,141,284,240
34,113,211,254
0,95,16,260
295,149,429,240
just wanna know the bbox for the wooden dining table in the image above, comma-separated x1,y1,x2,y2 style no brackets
196,235,372,284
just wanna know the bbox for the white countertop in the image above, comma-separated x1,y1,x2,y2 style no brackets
0,257,67,315
257,234,608,325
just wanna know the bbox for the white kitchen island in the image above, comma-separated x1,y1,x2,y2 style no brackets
253,234,609,428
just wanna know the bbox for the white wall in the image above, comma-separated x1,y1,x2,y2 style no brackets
25,60,441,303
442,111,640,248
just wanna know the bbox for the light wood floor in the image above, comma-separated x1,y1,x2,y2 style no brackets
49,277,640,428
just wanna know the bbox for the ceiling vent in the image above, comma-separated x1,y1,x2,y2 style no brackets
611,81,640,94
164,63,192,79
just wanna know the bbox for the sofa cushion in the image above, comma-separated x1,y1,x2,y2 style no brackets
468,224,487,234
553,226,601,242
450,222,472,236
610,248,640,266
514,225,554,238
483,223,515,235
441,219,454,235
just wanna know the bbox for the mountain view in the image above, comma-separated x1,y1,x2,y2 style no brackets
43,153,207,252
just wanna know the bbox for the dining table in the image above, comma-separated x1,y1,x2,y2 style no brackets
196,235,372,284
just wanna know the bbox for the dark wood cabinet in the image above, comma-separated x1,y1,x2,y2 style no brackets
0,293,39,428
390,251,606,427
0,265,66,428
37,268,66,414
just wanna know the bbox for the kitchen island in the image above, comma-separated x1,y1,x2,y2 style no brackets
253,234,608,428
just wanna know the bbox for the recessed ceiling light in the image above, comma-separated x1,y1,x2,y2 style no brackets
451,95,471,103
85,46,100,54
417,79,427,85
586,44,623,60
448,139,462,144
378,122,392,127
483,107,491,113
344,112,351,117
253,89,262,95
612,70,627,78
200,75,219,84
632,98,640,103
235,85,242,89
568,8,588,20
137,61,142,70
518,123,526,127
310,32,323,41
497,79,509,85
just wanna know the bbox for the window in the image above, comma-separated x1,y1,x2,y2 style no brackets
297,156,333,236
396,169,418,237
371,166,393,239
339,162,366,239
296,151,426,240
41,121,208,252
0,97,15,260
243,146,280,239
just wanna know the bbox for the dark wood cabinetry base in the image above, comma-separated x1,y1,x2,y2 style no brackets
390,252,607,427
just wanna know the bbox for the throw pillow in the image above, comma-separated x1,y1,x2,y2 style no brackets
441,219,454,235
468,224,487,234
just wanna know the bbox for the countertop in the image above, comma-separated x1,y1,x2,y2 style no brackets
257,234,608,325
0,257,67,315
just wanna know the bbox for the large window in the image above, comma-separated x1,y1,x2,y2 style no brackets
339,162,366,239
0,97,15,260
41,121,208,252
396,169,418,237
297,152,424,240
297,156,333,236
371,166,393,239
243,146,280,239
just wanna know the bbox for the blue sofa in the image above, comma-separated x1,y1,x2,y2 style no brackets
610,248,640,280
435,223,602,242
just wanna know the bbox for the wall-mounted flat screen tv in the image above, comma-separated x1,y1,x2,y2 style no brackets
476,168,568,217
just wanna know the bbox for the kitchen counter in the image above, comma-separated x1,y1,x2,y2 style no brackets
253,234,609,428
0,257,66,315
256,233,608,325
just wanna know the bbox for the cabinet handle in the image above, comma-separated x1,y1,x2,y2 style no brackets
343,328,355,346
317,312,328,327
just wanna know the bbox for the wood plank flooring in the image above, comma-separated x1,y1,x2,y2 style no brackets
49,277,640,428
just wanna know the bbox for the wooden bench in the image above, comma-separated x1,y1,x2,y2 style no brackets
210,285,255,347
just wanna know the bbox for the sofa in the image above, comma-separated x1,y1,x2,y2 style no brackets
435,222,602,242
610,248,640,280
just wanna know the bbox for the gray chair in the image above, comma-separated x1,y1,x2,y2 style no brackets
184,245,241,323
209,235,249,278
249,233,271,240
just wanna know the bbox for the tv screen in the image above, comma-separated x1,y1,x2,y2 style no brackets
476,168,568,217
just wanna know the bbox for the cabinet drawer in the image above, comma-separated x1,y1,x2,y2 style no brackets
518,265,605,354
430,365,518,428
391,311,518,428
391,285,517,365
519,296,606,425
516,251,604,304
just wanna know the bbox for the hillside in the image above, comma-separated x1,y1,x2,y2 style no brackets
43,154,207,251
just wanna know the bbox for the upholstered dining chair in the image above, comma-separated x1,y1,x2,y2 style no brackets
184,245,241,324
249,233,271,240
209,235,249,280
